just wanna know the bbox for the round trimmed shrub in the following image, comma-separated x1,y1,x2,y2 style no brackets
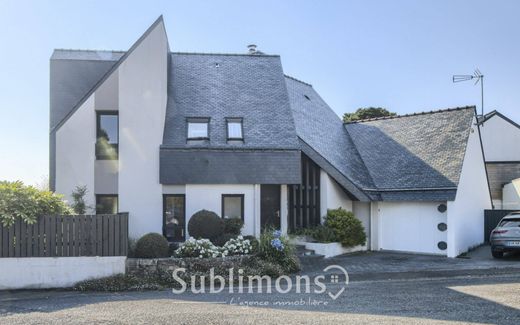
188,210,224,241
324,208,366,248
134,233,170,258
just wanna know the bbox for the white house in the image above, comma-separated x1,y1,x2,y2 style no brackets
479,110,520,209
49,16,492,257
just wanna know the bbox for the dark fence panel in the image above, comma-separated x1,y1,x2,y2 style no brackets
484,210,516,242
0,213,128,258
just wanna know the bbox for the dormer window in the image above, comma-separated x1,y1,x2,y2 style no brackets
187,118,209,140
226,118,243,141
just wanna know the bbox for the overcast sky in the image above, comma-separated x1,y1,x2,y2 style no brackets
1,0,519,186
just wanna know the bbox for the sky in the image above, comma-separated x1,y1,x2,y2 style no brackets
0,0,519,186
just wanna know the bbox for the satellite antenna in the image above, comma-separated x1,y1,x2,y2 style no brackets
452,69,484,116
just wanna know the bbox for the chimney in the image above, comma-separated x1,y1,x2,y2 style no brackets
247,44,257,54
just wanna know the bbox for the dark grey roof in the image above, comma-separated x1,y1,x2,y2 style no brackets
285,76,375,201
162,53,299,150
50,55,120,129
345,107,476,200
160,149,301,184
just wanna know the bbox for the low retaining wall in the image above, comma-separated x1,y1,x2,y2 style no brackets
292,237,366,258
126,256,252,277
0,256,126,290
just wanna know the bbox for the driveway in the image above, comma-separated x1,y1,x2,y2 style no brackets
300,244,520,280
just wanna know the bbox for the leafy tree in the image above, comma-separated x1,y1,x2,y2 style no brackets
0,181,72,227
71,185,89,214
343,107,396,122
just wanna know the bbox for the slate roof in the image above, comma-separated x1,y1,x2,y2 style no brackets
50,46,477,200
162,53,299,150
345,107,476,200
285,76,374,201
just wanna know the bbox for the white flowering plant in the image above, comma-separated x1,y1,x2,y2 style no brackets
222,236,252,256
174,238,224,258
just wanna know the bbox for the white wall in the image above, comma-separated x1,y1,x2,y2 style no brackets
503,179,520,210
447,120,492,257
0,257,125,290
377,201,448,255
480,114,520,161
320,170,353,222
55,96,96,209
118,21,169,239
353,201,370,250
185,184,257,237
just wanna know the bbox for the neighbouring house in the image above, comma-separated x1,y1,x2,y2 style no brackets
479,110,520,209
49,16,492,257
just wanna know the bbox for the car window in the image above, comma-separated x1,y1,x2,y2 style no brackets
499,218,520,227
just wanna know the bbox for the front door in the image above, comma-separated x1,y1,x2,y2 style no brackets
163,195,186,242
261,185,281,230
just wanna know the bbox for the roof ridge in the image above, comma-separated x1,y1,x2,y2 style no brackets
344,105,476,124
170,51,279,58
284,74,312,87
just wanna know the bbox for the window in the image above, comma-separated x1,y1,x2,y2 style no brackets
96,195,118,214
163,195,186,242
226,118,243,140
222,194,244,221
187,118,209,140
96,111,118,159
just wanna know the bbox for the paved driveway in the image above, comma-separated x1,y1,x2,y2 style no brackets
300,244,520,280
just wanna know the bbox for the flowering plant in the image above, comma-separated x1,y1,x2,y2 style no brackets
270,238,284,251
223,235,252,256
175,238,224,258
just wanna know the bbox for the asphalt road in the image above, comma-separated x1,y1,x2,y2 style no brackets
1,272,520,324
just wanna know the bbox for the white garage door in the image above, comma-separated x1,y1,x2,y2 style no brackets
379,202,448,255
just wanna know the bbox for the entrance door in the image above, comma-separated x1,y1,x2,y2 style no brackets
163,195,186,242
261,185,281,230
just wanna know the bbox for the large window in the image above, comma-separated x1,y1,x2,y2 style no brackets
96,111,119,160
96,195,118,214
222,194,244,221
163,195,186,242
226,118,243,140
187,118,209,140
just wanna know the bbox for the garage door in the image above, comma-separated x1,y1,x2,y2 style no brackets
379,202,448,255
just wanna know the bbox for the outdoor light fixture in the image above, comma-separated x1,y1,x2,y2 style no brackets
452,69,484,116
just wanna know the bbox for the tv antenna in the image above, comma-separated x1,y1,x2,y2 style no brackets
453,69,484,116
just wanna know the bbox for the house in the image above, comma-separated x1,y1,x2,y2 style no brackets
479,110,520,209
49,16,492,258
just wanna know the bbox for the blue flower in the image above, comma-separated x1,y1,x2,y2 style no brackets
271,238,284,251
273,230,282,238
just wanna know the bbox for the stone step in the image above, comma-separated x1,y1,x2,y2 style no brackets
295,244,324,258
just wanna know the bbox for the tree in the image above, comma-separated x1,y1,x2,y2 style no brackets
0,181,72,226
343,107,396,123
71,185,89,214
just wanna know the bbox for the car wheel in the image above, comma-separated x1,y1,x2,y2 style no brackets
492,250,504,258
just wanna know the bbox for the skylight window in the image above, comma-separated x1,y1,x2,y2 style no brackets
226,118,243,140
187,118,210,140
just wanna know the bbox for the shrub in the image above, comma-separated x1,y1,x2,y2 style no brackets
222,236,252,256
223,218,244,235
244,257,284,278
187,210,224,242
257,229,300,273
308,225,337,243
324,208,366,248
134,233,170,258
71,185,88,214
73,274,162,291
175,238,223,258
0,181,72,227
243,235,259,253
212,233,236,247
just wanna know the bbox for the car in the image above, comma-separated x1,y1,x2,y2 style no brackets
490,212,520,258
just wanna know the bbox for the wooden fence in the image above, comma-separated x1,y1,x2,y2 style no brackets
484,209,516,242
0,213,128,258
